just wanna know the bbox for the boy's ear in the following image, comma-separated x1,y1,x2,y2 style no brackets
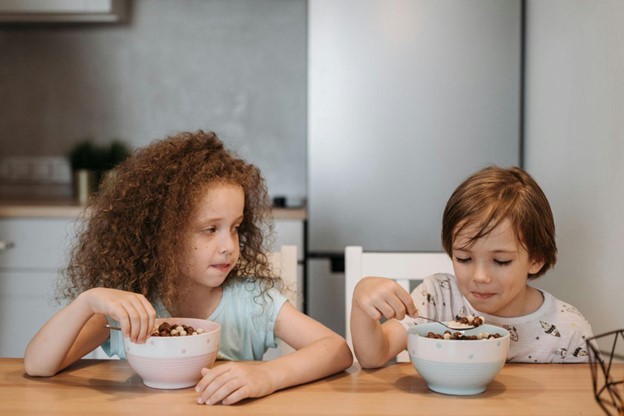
528,257,545,275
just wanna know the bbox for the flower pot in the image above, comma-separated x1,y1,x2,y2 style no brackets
73,169,98,204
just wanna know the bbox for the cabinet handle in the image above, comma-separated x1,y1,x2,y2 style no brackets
0,240,15,251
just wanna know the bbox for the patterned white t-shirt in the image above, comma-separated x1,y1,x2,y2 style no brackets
399,273,594,363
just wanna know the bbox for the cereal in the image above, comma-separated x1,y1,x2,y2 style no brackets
425,330,501,340
150,321,202,337
447,314,485,328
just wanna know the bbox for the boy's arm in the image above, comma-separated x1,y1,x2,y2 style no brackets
350,277,416,368
350,304,408,368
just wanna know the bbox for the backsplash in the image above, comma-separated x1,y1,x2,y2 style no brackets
0,156,72,198
0,0,307,201
0,156,71,184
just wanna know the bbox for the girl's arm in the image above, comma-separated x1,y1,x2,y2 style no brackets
349,276,415,368
195,302,353,405
24,288,156,377
266,302,354,385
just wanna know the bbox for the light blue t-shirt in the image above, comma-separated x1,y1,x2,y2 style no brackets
102,279,289,361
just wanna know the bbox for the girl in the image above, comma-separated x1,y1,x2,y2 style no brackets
350,165,594,367
24,130,353,405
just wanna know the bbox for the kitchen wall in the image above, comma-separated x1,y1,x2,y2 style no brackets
0,0,307,201
526,0,624,341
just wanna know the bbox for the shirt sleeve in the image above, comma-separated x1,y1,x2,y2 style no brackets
398,273,469,330
256,286,289,351
555,304,595,363
100,316,125,359
217,280,290,361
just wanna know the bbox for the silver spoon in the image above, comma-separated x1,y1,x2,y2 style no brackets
105,324,122,331
416,315,479,331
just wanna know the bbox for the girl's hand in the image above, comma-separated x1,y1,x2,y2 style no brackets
353,276,417,321
81,288,156,343
195,362,275,405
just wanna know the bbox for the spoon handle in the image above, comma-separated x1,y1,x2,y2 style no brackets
105,324,122,331
416,315,475,330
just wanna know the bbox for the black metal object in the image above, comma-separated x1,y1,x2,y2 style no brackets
586,329,624,416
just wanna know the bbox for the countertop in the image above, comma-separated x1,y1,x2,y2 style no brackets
0,358,614,415
0,198,306,220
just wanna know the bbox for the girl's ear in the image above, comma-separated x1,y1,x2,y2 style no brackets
528,257,545,275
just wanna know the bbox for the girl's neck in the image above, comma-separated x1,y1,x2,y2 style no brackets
169,284,223,319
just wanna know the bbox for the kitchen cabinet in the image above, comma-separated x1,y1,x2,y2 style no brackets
0,0,127,23
0,218,76,358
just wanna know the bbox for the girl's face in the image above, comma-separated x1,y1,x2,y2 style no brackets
451,219,544,317
182,183,244,289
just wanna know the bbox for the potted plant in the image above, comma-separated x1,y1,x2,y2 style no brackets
69,140,100,204
98,139,131,189
68,139,131,204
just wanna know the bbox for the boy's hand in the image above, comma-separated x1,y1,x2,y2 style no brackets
353,277,417,321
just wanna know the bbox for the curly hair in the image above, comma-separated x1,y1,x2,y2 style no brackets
60,130,277,308
441,165,557,279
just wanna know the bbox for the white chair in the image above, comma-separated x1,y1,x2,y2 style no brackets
267,245,299,307
263,245,299,360
345,245,454,362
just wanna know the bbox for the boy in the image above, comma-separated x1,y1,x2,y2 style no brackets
350,166,593,367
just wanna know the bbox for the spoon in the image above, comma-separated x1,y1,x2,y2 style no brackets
416,315,479,331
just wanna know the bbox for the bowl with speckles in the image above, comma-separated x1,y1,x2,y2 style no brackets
407,323,509,395
124,317,220,389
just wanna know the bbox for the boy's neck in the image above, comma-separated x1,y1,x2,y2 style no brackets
522,286,545,315
494,285,544,317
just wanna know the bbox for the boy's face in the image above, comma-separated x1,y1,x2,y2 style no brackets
181,183,244,290
451,219,544,317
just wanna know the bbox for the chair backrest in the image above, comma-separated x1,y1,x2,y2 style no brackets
345,245,454,362
263,245,298,360
267,244,299,306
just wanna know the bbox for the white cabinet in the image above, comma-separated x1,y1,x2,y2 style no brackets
0,218,76,357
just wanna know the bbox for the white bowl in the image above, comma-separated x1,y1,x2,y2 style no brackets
124,317,220,389
407,323,510,395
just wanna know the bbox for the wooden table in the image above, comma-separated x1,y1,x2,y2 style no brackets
0,358,617,415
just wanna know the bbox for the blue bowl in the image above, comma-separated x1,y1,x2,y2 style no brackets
407,323,510,395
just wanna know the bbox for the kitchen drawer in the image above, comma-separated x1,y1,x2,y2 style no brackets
0,218,77,270
0,270,65,357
